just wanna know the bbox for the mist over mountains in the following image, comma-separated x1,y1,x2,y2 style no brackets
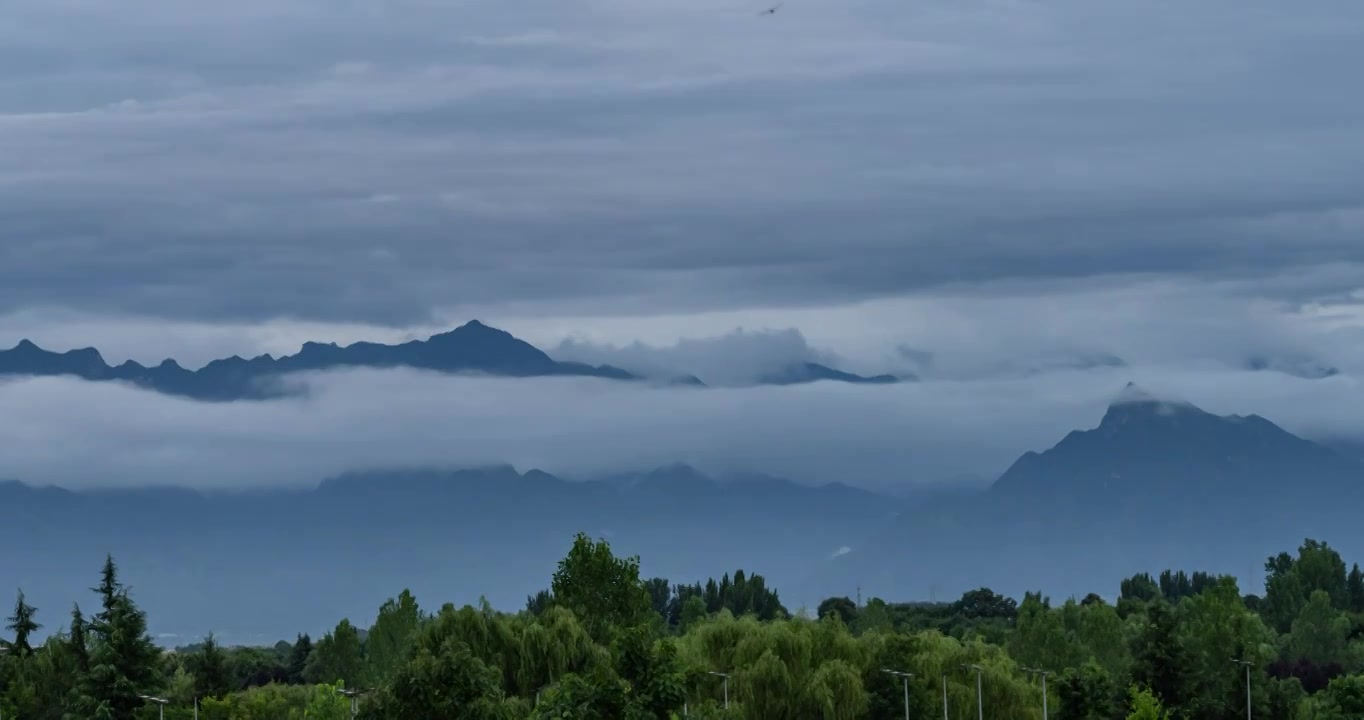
3,381,1362,645
0,320,905,401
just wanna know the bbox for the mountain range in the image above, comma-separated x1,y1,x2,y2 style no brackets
0,464,898,644
812,383,1364,603
0,320,904,400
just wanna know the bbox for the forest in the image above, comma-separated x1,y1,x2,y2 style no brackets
4,535,1364,719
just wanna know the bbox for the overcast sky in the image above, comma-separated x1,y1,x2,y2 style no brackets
2,0,1363,490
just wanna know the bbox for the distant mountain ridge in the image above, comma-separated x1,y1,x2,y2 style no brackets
759,362,902,386
0,464,899,643
0,320,901,399
812,383,1364,604
0,320,634,400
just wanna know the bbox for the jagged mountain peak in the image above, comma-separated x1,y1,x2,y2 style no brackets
0,321,906,399
433,319,509,342
453,318,493,332
0,321,637,400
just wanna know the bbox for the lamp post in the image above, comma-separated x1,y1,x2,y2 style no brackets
882,669,914,720
708,671,731,709
1232,659,1252,720
337,687,371,719
139,695,169,720
1021,667,1049,720
961,664,984,720
941,671,949,720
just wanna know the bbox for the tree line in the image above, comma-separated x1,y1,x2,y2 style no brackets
5,536,1364,718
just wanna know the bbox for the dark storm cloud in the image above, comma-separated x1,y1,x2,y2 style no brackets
2,0,1363,324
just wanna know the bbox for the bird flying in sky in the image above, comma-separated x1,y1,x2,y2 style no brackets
759,2,784,16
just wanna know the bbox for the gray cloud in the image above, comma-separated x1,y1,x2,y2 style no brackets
493,274,1362,386
2,363,1362,494
2,0,1363,324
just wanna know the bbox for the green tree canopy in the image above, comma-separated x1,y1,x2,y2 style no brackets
364,589,422,687
304,619,364,687
1127,685,1167,720
1287,590,1352,666
187,632,233,699
551,533,653,642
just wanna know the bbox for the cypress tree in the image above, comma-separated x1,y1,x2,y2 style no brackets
4,590,41,657
76,558,163,718
287,633,314,684
70,603,90,672
189,632,232,699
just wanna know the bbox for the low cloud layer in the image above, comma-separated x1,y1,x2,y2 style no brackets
521,273,1364,383
2,362,1361,494
2,272,1361,386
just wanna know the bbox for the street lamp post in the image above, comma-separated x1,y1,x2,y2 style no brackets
139,695,169,720
941,672,949,720
0,645,7,720
962,664,984,720
1022,667,1050,720
337,687,371,719
882,669,914,720
1232,659,1252,720
708,671,731,709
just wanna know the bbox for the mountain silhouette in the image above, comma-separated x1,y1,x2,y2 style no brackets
0,320,637,400
812,383,1364,603
759,362,903,386
0,321,900,399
